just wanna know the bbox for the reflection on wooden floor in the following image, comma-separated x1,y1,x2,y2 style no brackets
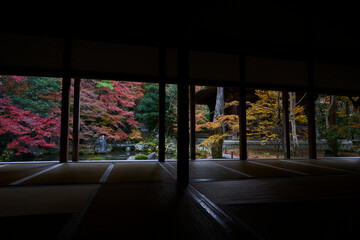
1,158,360,239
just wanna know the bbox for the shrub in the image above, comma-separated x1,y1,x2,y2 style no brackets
79,150,95,156
196,148,209,159
87,156,105,161
135,154,148,160
0,149,14,162
319,126,342,156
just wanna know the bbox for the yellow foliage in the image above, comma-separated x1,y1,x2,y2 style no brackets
128,129,142,140
225,100,239,108
198,133,230,148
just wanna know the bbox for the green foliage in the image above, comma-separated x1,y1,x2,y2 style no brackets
79,150,95,156
316,95,360,155
135,83,159,131
196,148,208,159
96,81,114,90
135,154,148,160
165,137,176,154
10,77,61,118
165,84,178,137
318,125,342,156
144,139,158,152
0,149,14,162
87,156,105,160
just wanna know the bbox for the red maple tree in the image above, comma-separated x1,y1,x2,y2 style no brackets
0,76,61,155
0,95,60,155
78,79,143,143
1,76,145,156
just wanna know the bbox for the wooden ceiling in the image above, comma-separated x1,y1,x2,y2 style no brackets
2,2,359,63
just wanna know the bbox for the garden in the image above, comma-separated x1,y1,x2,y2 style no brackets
0,75,359,162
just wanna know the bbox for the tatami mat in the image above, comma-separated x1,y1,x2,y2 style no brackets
0,163,56,186
192,174,360,205
190,161,249,179
2,213,73,240
166,161,250,180
296,158,360,173
1,158,360,239
73,182,231,240
21,162,110,185
106,162,174,182
223,200,341,240
254,159,348,175
0,184,98,217
162,159,359,180
214,160,303,178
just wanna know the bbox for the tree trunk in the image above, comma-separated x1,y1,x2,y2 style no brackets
329,95,337,126
275,91,284,158
211,87,224,158
325,95,336,129
289,92,299,155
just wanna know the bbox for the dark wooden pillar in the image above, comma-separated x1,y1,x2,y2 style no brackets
282,91,291,159
304,9,317,159
60,76,71,163
307,62,317,159
60,37,72,163
190,84,196,160
177,46,189,184
72,78,81,162
158,47,166,162
239,55,247,160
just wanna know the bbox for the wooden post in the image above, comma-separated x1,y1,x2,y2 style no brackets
177,46,189,184
59,37,72,163
72,78,81,162
158,47,166,162
282,91,291,159
60,76,71,163
190,84,196,160
307,60,317,159
304,10,317,159
307,88,317,159
239,55,247,160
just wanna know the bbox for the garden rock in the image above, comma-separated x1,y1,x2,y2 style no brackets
148,152,158,159
94,135,107,153
135,144,144,151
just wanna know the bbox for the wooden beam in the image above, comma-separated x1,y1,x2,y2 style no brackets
177,46,189,184
59,76,71,163
158,47,166,162
282,91,291,159
239,55,247,160
190,84,196,160
72,78,81,162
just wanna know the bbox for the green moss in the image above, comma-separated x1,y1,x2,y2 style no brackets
87,156,105,160
135,154,148,160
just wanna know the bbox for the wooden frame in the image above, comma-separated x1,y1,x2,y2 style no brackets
307,62,317,159
59,38,72,163
5,40,356,180
239,55,248,160
72,78,81,162
282,91,291,159
158,47,166,162
190,84,196,160
177,46,190,184
59,76,71,163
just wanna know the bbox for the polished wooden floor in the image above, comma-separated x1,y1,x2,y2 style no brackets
1,158,360,239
